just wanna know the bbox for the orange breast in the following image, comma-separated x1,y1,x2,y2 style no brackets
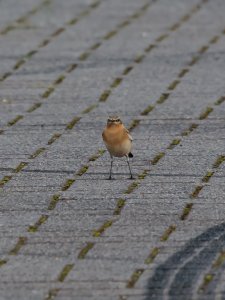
102,124,132,157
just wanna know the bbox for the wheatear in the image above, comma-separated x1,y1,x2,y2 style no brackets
102,116,133,179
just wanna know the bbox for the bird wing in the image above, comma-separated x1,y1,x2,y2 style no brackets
125,128,133,141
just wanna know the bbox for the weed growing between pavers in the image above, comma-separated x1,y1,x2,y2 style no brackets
198,274,214,292
57,264,74,282
14,162,28,173
168,79,180,90
42,86,55,98
199,107,213,120
9,237,27,255
78,242,94,259
76,165,89,176
202,171,214,183
167,139,181,149
213,251,225,268
128,119,140,131
0,260,7,267
190,185,203,198
29,148,46,159
66,117,81,130
44,289,60,300
113,198,126,215
48,194,61,210
110,77,123,88
181,123,198,136
180,203,193,220
156,93,170,104
141,105,155,116
88,149,106,162
51,28,65,38
28,215,48,232
7,115,23,126
212,155,225,169
160,225,176,241
151,152,165,165
0,175,12,187
61,179,76,191
178,68,189,78
82,104,98,114
126,269,145,288
54,75,65,85
99,90,111,102
26,102,42,112
47,133,62,145
92,220,114,237
145,248,160,264
214,96,225,105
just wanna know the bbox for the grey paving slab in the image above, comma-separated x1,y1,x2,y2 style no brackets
0,0,43,28
1,0,225,299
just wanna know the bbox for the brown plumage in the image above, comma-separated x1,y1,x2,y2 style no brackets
102,116,133,179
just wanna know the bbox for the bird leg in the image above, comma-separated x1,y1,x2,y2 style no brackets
109,155,113,179
126,155,133,179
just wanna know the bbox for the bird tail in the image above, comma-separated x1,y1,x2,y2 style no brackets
128,152,133,158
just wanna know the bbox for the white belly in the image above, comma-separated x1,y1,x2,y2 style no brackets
106,140,132,157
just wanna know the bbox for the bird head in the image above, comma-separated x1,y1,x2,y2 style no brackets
107,116,122,126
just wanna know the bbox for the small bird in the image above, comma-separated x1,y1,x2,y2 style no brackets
102,116,133,179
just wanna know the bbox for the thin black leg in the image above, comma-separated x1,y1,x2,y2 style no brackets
126,155,133,179
109,155,113,179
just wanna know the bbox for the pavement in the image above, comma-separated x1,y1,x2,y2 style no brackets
0,0,225,299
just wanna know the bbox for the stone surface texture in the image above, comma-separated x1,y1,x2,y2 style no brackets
0,0,225,299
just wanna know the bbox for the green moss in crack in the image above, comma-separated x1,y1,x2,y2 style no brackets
14,162,28,173
110,77,123,88
180,203,193,220
128,119,140,131
9,237,27,255
77,165,89,176
77,242,94,259
141,105,154,116
99,90,111,102
0,175,12,187
156,93,170,104
202,171,214,183
66,117,81,130
57,264,74,282
167,139,181,149
48,133,62,145
7,115,23,126
61,179,75,191
151,152,165,165
28,215,48,232
42,86,54,98
145,247,159,264
29,148,46,159
199,107,213,120
160,225,176,241
26,102,42,113
212,155,225,169
215,96,225,106
124,182,139,194
126,269,145,288
48,194,61,210
190,185,203,198
113,198,126,215
92,220,113,237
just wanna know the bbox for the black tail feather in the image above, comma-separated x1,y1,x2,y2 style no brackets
128,152,133,158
